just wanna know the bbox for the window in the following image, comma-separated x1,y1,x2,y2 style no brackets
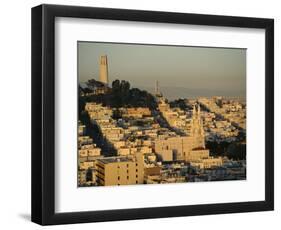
136,169,138,172
127,176,129,180
118,176,120,180
136,181,138,184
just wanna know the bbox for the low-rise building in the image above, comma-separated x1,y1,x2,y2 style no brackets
190,157,223,169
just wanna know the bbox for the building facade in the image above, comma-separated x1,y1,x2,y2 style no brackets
95,153,144,186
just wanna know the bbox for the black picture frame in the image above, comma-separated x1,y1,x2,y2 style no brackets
31,4,274,225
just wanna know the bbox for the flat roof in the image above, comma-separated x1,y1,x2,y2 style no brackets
97,156,134,164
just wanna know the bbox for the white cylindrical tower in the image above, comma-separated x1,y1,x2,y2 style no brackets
99,55,109,85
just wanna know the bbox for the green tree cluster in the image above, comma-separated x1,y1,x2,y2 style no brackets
81,79,157,109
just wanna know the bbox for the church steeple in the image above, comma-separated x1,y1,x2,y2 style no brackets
190,104,205,138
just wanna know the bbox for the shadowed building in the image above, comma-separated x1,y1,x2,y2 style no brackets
99,55,109,85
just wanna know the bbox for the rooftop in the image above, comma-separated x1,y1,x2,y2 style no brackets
97,156,134,164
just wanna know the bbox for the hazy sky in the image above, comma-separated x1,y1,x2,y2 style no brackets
78,42,246,99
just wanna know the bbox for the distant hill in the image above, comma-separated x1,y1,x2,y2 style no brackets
137,86,246,101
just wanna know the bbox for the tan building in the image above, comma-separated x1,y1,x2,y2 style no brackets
78,124,86,136
156,149,173,161
78,169,96,185
95,154,144,186
117,147,131,156
144,166,161,177
186,148,210,161
158,98,170,111
122,107,151,118
78,136,93,148
79,144,101,155
155,135,206,161
79,161,95,170
190,157,223,169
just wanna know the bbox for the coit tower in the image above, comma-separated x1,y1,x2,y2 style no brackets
99,55,109,85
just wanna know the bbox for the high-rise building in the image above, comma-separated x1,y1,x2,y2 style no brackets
99,55,109,85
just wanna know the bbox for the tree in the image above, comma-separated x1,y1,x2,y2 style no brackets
80,79,157,109
86,168,93,182
170,98,187,110
120,80,130,93
112,108,122,119
226,143,246,160
237,130,246,142
112,79,120,93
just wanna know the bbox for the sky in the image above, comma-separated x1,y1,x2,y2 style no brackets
78,42,246,100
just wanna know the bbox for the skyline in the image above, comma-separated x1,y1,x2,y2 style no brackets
78,42,246,99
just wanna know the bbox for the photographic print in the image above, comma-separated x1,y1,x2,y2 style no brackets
32,5,274,224
78,42,246,187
